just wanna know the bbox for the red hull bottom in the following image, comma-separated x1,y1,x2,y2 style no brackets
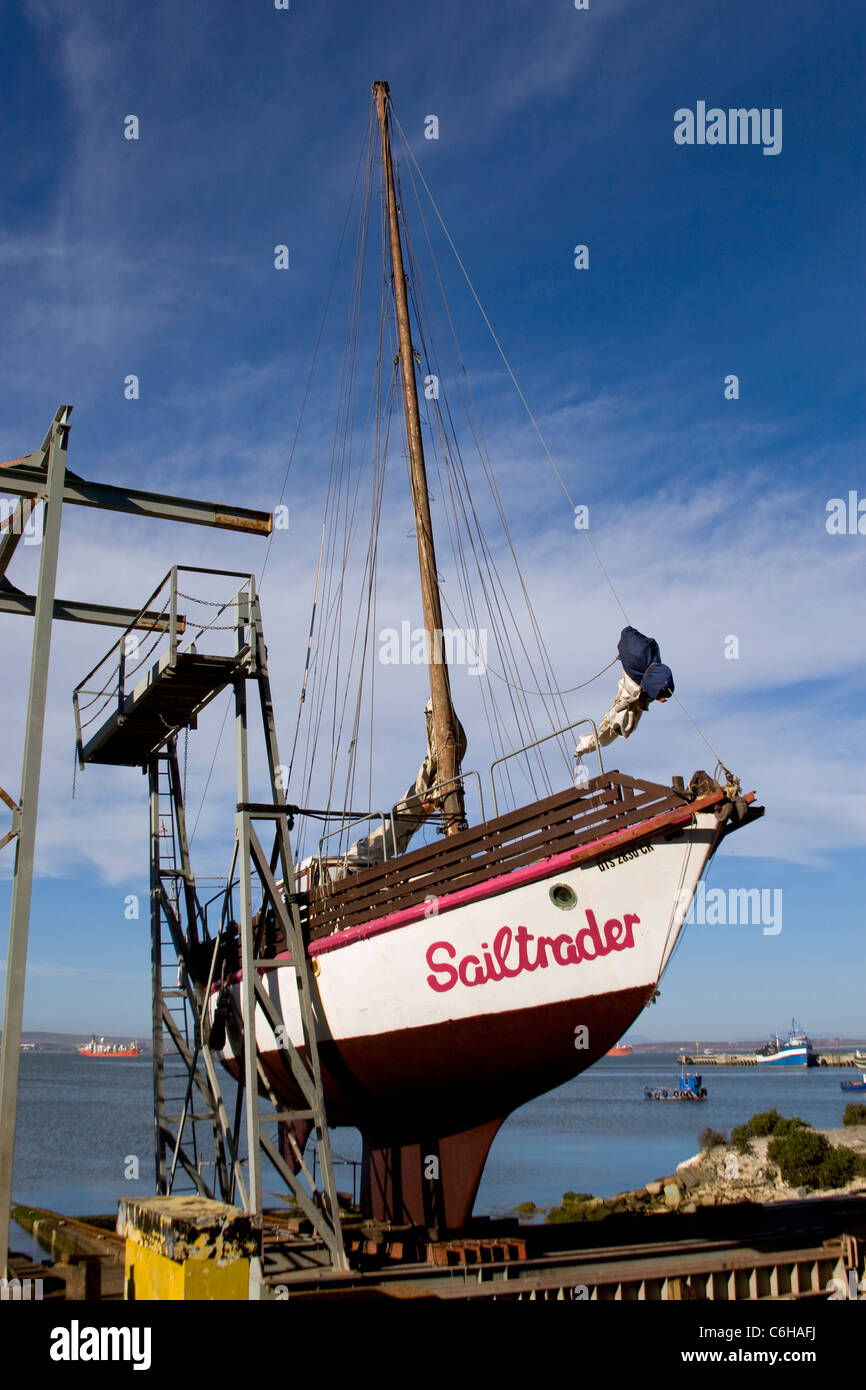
234,980,653,1228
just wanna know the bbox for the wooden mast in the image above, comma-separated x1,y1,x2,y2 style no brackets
373,79,466,835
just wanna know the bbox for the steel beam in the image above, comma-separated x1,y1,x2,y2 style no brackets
0,407,70,1279
0,591,185,633
0,462,272,535
0,409,69,576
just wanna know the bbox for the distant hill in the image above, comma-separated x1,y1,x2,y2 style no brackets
6,1030,863,1056
6,1030,151,1053
629,1038,866,1052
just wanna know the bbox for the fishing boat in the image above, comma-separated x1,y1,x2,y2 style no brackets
216,80,763,1228
644,1074,706,1101
77,1037,141,1058
755,1021,817,1068
841,1075,866,1093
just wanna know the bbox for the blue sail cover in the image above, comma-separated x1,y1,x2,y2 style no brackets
617,627,675,700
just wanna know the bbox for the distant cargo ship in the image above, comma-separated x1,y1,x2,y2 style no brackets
77,1036,141,1058
755,1021,817,1068
607,1044,633,1056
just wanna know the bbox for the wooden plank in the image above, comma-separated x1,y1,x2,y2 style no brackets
311,783,635,911
308,789,711,937
308,785,686,933
611,771,690,801
310,788,652,917
314,783,670,906
324,779,618,886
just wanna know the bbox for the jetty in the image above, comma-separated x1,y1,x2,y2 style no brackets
677,1052,859,1067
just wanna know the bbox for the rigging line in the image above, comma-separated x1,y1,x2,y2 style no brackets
189,691,232,849
395,127,732,779
340,354,393,818
327,215,389,811
309,148,390,833
399,159,574,743
286,522,326,786
302,127,378,817
258,102,376,589
406,256,570,788
288,116,379,830
391,110,630,626
421,578,620,699
401,182,572,801
671,694,728,770
403,230,550,719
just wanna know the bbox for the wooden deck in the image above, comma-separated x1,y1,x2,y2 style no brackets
306,771,690,939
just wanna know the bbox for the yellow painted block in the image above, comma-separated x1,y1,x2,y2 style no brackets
118,1196,258,1301
124,1241,250,1301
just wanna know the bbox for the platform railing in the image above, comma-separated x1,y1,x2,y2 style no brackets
489,718,604,817
314,767,487,882
72,565,254,766
316,811,397,883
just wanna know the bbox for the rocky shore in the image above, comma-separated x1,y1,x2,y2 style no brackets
533,1123,866,1224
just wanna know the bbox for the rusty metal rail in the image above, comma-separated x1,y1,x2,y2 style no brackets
261,1198,866,1302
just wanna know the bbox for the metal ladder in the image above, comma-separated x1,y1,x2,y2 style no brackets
141,574,347,1273
150,744,233,1201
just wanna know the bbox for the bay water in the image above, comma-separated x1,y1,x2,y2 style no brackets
9,1049,859,1254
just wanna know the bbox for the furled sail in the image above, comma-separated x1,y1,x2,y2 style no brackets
575,627,674,761
342,698,467,869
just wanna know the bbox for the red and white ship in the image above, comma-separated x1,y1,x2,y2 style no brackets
214,82,764,1228
220,770,758,1225
77,1037,141,1058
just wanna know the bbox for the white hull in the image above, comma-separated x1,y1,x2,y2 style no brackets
220,808,720,1089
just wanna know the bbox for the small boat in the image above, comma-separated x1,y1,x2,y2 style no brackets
77,1036,141,1058
644,1073,707,1101
607,1045,633,1057
854,1051,866,1067
755,1019,817,1067
841,1074,866,1093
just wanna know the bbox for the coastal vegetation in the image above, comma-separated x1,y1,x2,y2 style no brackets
538,1110,866,1221
767,1127,865,1190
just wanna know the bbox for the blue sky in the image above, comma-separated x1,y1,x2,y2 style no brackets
0,0,863,1041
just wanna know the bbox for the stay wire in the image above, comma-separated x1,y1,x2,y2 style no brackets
391,108,734,776
391,109,630,626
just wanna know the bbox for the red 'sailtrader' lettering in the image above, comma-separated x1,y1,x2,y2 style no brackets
425,911,640,993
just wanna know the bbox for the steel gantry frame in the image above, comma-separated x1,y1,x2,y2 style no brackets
0,405,347,1284
108,571,347,1271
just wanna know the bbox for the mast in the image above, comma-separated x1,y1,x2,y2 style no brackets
373,80,466,835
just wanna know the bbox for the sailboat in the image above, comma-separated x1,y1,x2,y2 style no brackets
217,81,763,1229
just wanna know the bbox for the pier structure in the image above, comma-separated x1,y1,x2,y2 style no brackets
0,406,347,1284
677,1053,859,1067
